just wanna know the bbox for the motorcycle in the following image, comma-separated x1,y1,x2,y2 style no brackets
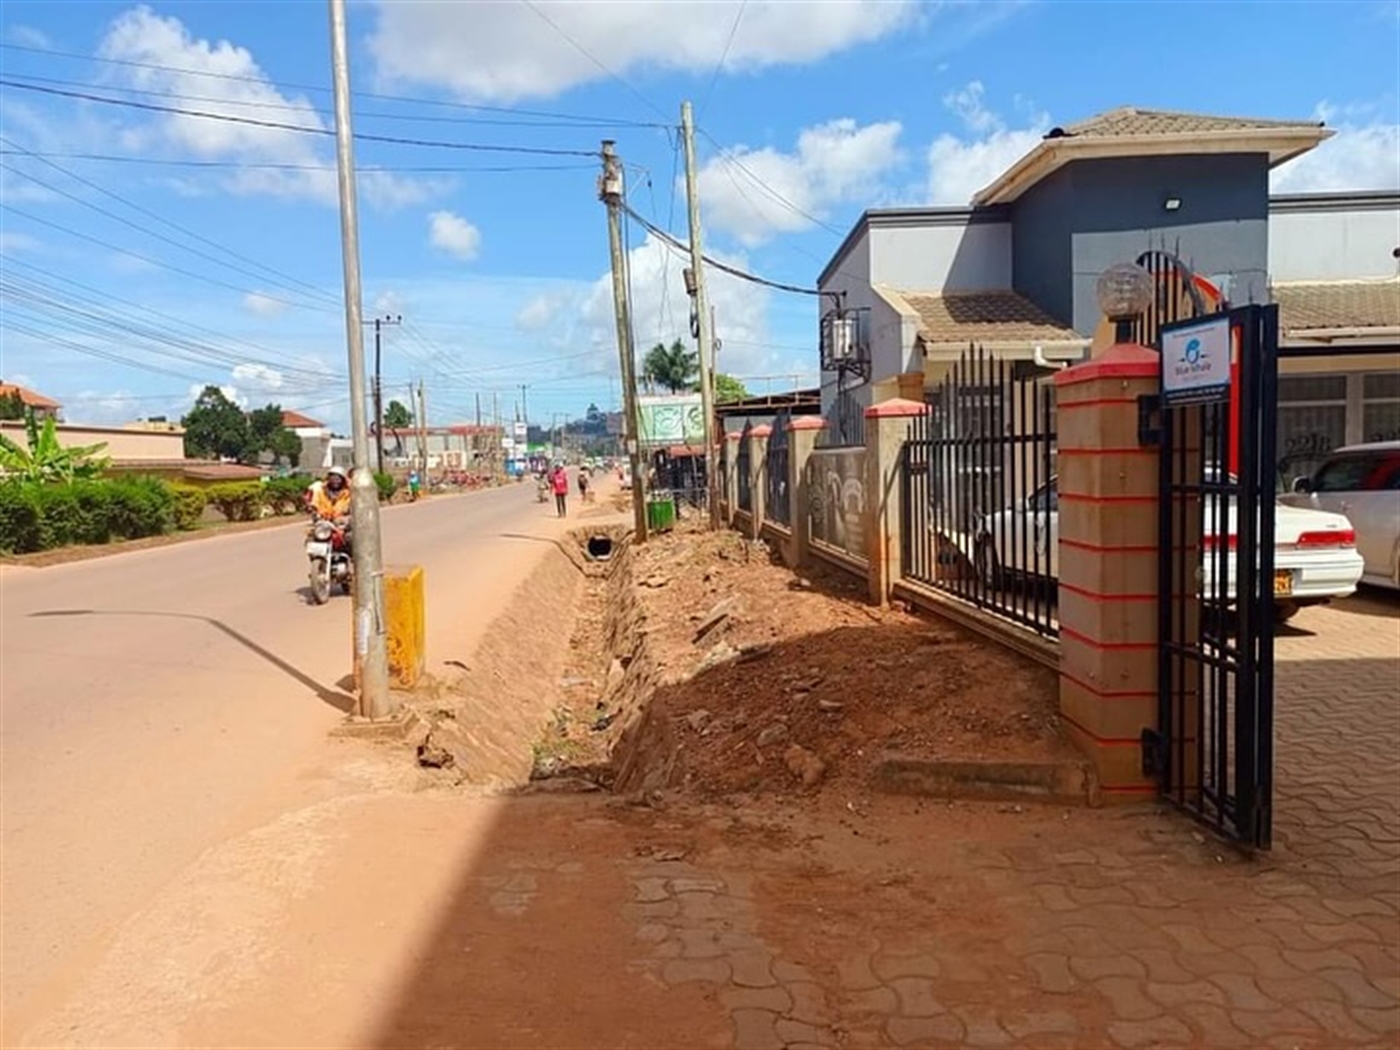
305,515,353,605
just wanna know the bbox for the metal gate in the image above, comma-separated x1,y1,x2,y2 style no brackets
1149,303,1279,849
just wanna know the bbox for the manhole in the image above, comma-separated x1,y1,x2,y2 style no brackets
586,535,614,561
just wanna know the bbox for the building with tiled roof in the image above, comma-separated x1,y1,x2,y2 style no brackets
0,381,62,419
817,104,1399,472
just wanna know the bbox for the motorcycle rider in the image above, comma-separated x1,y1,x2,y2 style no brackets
306,465,354,555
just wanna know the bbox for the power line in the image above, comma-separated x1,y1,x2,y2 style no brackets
699,0,747,118
0,42,668,128
0,79,602,158
622,202,821,298
0,71,664,130
696,125,844,237
0,150,595,174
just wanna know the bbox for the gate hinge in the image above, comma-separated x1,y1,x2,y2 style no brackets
1137,394,1161,447
1141,727,1165,779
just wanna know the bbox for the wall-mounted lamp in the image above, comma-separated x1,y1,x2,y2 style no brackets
1163,197,1182,212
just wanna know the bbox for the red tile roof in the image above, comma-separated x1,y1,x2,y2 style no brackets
281,410,325,428
0,382,61,409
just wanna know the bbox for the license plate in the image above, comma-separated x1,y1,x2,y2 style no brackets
1273,570,1294,597
306,541,331,558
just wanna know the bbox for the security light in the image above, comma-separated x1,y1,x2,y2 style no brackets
1164,197,1182,211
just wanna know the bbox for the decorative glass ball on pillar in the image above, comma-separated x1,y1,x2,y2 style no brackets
1095,262,1154,345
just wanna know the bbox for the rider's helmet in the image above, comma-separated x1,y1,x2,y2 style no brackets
326,465,348,490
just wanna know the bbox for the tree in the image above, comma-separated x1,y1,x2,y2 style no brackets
642,339,698,394
383,399,413,429
182,386,249,461
712,373,749,404
247,404,301,467
0,408,109,483
0,390,26,420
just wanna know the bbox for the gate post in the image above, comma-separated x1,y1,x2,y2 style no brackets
1053,343,1162,801
787,416,824,568
864,398,926,606
748,426,770,540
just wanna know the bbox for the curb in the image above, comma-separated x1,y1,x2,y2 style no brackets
872,753,1101,807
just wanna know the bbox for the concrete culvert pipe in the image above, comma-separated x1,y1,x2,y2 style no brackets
587,535,614,561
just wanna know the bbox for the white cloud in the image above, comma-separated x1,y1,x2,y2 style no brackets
231,362,286,398
1271,101,1400,194
428,210,482,261
242,291,289,317
0,231,42,254
7,25,52,49
65,391,151,425
578,233,776,377
516,292,565,332
369,0,914,102
925,80,1048,205
697,119,904,246
96,6,439,209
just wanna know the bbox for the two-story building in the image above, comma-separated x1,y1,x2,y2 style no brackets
817,106,1399,476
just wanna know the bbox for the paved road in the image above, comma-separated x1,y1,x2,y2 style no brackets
0,480,568,1033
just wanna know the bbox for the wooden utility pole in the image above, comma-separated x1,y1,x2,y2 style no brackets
680,101,720,529
366,313,401,473
599,139,648,541
415,380,428,479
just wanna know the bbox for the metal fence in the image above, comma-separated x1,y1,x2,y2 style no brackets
736,428,753,512
765,410,791,526
817,388,866,448
900,347,1059,640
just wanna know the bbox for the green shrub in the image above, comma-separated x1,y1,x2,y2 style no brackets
104,476,175,538
0,483,43,553
204,481,265,522
170,485,208,530
373,471,397,502
265,475,311,515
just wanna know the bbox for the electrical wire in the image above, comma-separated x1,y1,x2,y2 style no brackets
699,0,747,119
622,202,821,298
0,42,668,128
0,150,595,174
0,79,602,158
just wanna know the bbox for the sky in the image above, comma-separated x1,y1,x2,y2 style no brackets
0,0,1397,433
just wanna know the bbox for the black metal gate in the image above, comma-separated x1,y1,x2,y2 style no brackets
765,409,791,525
1150,303,1279,849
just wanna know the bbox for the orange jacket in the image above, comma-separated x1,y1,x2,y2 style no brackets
307,480,352,520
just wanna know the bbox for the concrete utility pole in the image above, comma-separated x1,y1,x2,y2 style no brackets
327,0,391,721
599,139,648,541
366,313,401,473
680,101,720,529
415,380,428,478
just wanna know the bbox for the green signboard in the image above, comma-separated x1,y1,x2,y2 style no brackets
637,395,704,446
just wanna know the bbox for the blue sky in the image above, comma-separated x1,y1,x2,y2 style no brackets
1,0,1396,432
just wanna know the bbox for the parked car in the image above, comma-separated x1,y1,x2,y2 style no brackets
1283,441,1400,591
976,473,1364,623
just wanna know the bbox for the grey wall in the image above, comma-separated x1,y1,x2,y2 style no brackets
1269,193,1400,281
1012,154,1272,335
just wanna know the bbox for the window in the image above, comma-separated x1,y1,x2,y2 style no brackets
1312,453,1386,493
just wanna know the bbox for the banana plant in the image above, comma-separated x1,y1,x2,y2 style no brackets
0,409,110,483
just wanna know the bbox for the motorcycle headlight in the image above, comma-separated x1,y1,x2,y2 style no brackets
313,521,334,541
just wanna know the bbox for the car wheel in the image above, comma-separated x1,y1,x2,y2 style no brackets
1274,600,1301,624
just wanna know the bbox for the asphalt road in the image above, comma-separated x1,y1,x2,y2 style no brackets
0,480,570,1033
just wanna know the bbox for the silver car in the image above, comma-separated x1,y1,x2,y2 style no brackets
1286,441,1400,590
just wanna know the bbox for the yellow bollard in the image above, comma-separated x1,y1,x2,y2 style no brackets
352,564,426,692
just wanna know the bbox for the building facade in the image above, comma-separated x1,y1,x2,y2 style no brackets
816,106,1399,478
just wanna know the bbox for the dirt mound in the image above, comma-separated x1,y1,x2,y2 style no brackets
549,521,1077,801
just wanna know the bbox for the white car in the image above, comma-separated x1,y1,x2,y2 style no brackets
1284,441,1400,591
977,474,1364,623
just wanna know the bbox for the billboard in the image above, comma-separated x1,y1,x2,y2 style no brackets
638,394,704,446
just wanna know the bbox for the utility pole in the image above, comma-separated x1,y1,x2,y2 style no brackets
681,101,720,529
599,139,648,541
365,312,401,473
415,380,428,479
327,0,391,721
492,390,501,480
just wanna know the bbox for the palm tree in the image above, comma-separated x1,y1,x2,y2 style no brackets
642,339,698,394
0,409,109,483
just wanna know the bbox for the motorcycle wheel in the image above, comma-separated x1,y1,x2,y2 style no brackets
309,558,331,605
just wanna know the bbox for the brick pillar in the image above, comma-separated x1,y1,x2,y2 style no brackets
787,416,824,569
724,432,741,527
863,398,926,606
747,425,771,540
1053,342,1161,801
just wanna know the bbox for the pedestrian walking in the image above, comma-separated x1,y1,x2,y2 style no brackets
551,463,569,517
577,466,591,504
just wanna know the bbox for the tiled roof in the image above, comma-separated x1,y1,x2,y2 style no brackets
0,382,61,409
182,463,267,482
1058,107,1324,139
281,410,325,428
902,290,1085,346
1272,280,1400,333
